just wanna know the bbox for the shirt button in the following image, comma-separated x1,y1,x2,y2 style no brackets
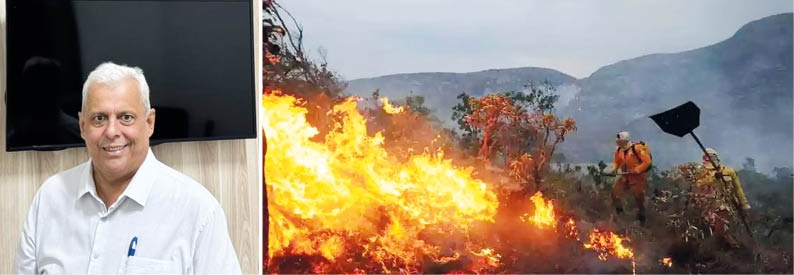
93,254,99,259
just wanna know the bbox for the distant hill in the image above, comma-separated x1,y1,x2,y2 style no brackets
344,13,793,172
562,13,792,172
345,67,577,128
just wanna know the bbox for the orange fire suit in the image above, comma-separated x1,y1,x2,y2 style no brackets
610,143,652,219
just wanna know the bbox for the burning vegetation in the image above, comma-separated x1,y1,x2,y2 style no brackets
261,81,794,273
261,83,793,274
263,91,500,273
260,89,662,274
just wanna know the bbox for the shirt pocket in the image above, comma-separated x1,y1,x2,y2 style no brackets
122,256,179,274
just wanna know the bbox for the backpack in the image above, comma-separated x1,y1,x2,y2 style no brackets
617,141,653,173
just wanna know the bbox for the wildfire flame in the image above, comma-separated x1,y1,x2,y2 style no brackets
265,53,280,64
379,97,405,114
433,252,461,264
583,228,636,274
564,218,579,240
661,257,673,267
470,248,502,267
262,92,498,272
263,91,646,273
520,191,556,229
583,229,634,261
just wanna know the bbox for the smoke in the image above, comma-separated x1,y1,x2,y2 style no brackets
554,84,581,110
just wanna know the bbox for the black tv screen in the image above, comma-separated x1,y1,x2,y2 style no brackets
5,0,255,151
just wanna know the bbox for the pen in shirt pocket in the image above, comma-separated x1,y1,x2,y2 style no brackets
128,236,138,257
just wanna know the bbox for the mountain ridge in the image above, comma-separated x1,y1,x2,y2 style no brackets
344,13,793,172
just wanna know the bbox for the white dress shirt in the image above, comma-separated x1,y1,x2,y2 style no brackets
13,149,242,274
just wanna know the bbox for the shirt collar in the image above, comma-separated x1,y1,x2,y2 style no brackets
77,163,98,203
77,149,158,207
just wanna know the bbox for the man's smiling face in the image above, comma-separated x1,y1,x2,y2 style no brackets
79,77,155,178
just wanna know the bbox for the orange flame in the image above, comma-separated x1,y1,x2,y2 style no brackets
583,228,636,274
262,93,498,271
470,248,501,267
583,229,634,261
433,252,461,264
661,257,673,267
583,229,636,275
265,53,280,64
379,97,405,114
520,191,556,229
564,218,579,240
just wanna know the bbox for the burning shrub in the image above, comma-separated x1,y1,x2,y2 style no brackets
262,91,500,273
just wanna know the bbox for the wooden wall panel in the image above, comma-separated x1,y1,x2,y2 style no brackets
0,0,263,273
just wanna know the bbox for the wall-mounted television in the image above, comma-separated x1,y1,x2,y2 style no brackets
5,0,255,151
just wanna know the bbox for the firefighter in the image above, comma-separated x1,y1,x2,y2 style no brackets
602,131,652,224
692,148,751,248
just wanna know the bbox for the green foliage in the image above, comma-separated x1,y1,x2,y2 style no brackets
597,160,608,171
404,94,442,126
586,160,611,186
405,95,432,117
452,93,479,138
451,93,481,155
738,166,793,217
737,170,766,184
451,81,561,158
646,165,668,192
503,81,559,112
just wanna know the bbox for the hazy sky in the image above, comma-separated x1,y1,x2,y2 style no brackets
278,0,792,80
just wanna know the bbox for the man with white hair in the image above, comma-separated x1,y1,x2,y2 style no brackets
13,62,242,274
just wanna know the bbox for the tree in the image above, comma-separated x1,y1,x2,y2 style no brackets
452,93,480,142
261,2,352,142
403,95,443,127
452,93,484,156
501,81,568,164
504,81,559,112
458,85,576,192
538,114,576,165
507,115,576,193
262,1,346,100
465,94,523,162
524,113,576,191
405,95,432,117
